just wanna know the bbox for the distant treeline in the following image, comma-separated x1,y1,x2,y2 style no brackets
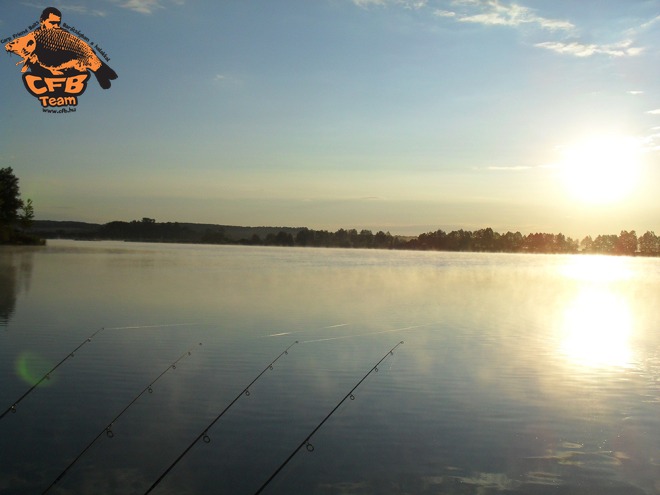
407,228,659,256
29,219,660,256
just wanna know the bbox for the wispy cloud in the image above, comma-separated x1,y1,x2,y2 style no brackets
212,73,242,86
487,166,532,171
628,90,644,96
403,0,428,9
642,131,660,153
433,0,574,32
33,0,188,16
352,0,387,7
647,109,660,115
117,0,185,14
351,0,646,59
20,2,107,16
119,0,163,14
625,14,660,37
535,39,644,57
639,14,660,30
352,0,427,9
62,4,108,16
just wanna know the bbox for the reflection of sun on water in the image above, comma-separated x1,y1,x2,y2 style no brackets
560,255,633,283
559,256,634,369
561,289,633,369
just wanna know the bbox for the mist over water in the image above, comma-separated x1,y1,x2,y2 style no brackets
1,241,658,494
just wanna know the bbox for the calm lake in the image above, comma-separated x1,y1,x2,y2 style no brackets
1,240,659,495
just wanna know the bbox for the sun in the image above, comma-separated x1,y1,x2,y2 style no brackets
559,135,643,205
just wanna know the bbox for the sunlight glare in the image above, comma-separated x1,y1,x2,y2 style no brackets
559,135,642,205
560,255,633,283
560,288,633,369
558,256,635,369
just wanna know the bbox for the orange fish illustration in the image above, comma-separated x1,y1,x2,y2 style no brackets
5,28,117,89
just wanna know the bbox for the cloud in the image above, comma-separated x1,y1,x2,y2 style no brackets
19,2,107,16
627,90,644,95
352,0,427,8
487,166,532,171
434,0,574,32
647,109,660,115
352,0,644,59
119,0,163,14
403,0,428,9
642,132,660,153
352,0,387,7
118,0,185,14
639,14,660,29
212,73,242,86
535,39,643,58
625,14,660,36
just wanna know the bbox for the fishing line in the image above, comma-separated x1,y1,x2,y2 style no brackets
143,341,299,495
42,342,202,494
253,341,404,495
264,323,350,338
104,323,207,330
1,327,105,420
301,323,433,343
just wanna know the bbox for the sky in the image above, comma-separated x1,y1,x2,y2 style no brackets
1,0,659,238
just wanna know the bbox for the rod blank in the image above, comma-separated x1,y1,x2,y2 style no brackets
1,327,105,420
253,341,404,495
42,342,202,494
144,340,299,495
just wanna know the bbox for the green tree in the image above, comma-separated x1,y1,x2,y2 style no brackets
500,231,523,252
358,229,374,248
19,198,35,229
638,231,658,255
473,228,497,251
334,228,350,247
592,234,618,254
295,228,312,246
580,235,593,252
616,230,637,255
0,167,24,226
446,229,472,251
0,168,42,245
374,230,392,248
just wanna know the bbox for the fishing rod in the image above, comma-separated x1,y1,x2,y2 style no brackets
1,327,105,420
144,340,299,494
253,340,404,495
41,342,202,494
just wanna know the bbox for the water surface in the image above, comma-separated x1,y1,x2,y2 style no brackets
1,240,658,494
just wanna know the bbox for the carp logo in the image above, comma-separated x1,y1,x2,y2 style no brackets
4,7,117,111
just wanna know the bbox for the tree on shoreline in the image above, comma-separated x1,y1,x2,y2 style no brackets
24,216,659,257
0,167,42,245
638,231,659,255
